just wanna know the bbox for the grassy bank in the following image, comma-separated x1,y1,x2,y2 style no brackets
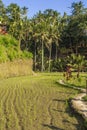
0,59,33,78
63,72,87,88
0,73,85,130
0,34,33,62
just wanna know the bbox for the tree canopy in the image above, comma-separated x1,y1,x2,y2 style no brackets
0,0,87,71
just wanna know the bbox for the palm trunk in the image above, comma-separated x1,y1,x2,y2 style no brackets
86,79,87,95
19,37,21,51
41,40,44,72
25,40,27,49
55,45,58,61
49,44,52,72
76,45,78,55
69,36,73,53
76,43,78,55
77,65,80,78
34,42,37,71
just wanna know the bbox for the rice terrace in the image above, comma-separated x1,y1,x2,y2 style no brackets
0,73,86,130
0,0,87,130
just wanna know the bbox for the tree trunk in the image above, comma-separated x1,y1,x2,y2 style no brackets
76,40,78,55
77,65,80,78
69,36,73,53
55,45,58,61
41,40,44,72
34,42,37,71
19,37,21,51
76,44,78,55
86,79,87,95
49,44,52,72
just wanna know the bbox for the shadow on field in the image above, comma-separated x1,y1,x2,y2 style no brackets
42,124,64,130
55,91,75,95
53,99,66,102
55,81,85,90
52,98,86,130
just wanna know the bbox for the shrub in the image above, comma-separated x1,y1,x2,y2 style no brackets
20,50,33,59
82,95,87,101
0,45,8,62
7,47,19,61
0,34,18,47
51,58,67,72
0,34,33,62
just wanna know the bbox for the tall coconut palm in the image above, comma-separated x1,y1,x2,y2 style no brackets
54,18,61,61
71,1,84,16
44,9,61,71
7,4,29,51
7,4,21,38
35,11,48,72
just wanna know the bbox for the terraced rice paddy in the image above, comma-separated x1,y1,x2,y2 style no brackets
0,73,85,130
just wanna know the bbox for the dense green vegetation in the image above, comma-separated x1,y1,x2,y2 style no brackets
0,34,32,62
0,0,87,72
82,95,87,101
0,73,86,130
64,72,87,87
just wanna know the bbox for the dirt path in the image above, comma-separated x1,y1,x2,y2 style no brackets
71,93,87,119
58,80,87,120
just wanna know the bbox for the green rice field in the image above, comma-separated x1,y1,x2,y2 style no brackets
0,73,85,130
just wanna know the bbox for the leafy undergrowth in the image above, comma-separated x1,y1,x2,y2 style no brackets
63,73,87,89
0,73,86,130
0,34,32,63
82,95,87,101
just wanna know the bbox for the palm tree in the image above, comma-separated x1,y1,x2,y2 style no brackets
0,0,8,25
75,54,85,78
67,54,85,78
21,6,28,16
7,4,30,51
7,4,21,37
32,23,39,71
44,9,61,71
54,20,61,61
46,36,52,72
35,11,48,72
71,1,84,16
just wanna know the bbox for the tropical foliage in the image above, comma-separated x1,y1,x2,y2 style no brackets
0,34,32,62
0,0,87,72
